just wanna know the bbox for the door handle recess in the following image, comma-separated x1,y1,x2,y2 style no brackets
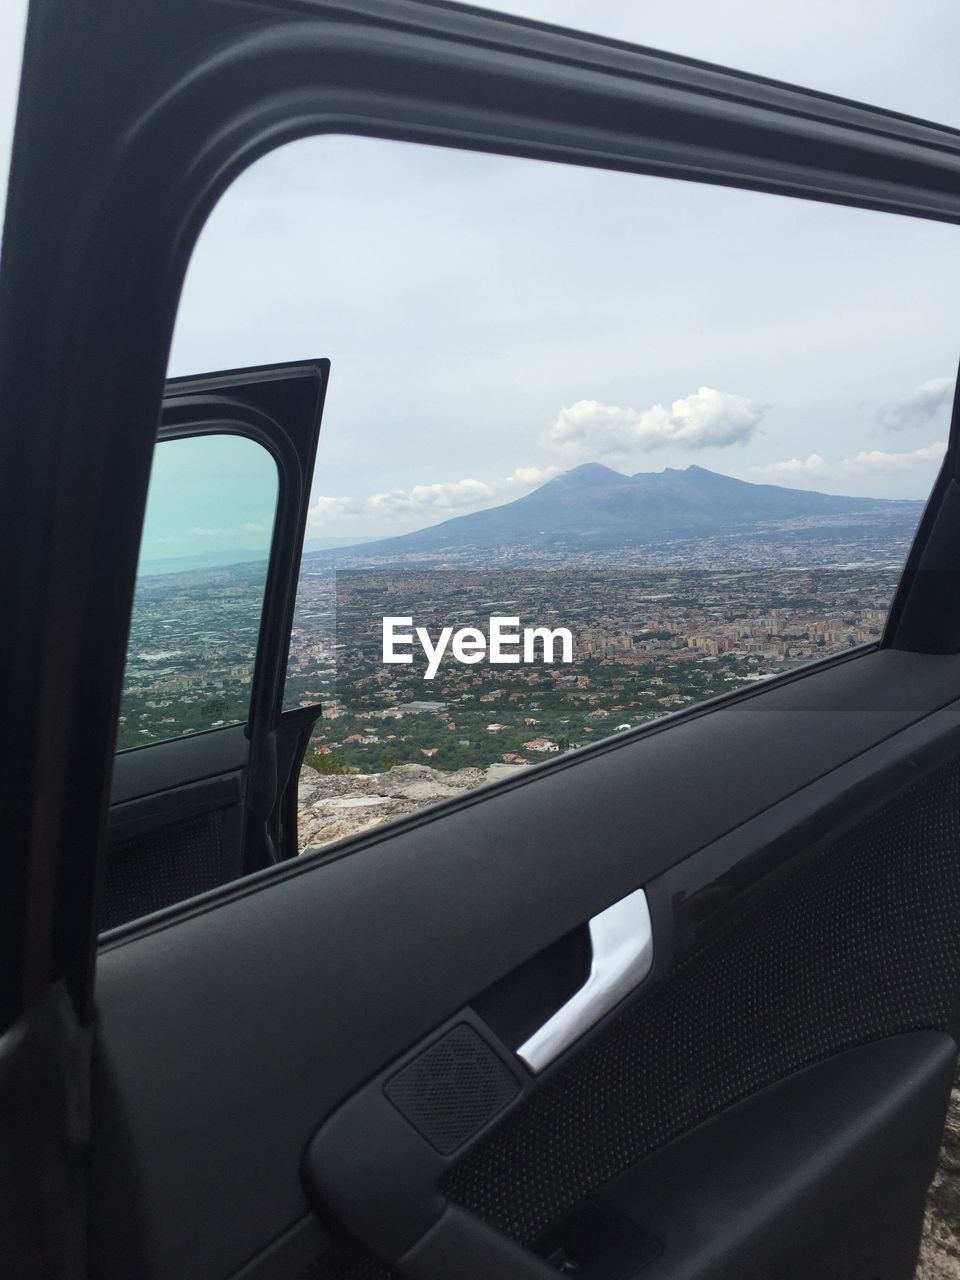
304,894,653,1272
517,887,653,1073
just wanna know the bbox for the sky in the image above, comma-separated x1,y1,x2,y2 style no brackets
137,434,279,570
5,1,960,552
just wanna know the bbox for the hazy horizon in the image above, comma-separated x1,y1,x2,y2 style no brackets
136,459,928,575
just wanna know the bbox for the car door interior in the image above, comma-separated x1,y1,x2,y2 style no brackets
102,363,328,931
5,4,960,1280
92,647,960,1280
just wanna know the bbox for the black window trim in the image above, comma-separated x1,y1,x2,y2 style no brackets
119,402,300,755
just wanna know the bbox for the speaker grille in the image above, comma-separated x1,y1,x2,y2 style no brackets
102,810,228,931
384,1023,520,1156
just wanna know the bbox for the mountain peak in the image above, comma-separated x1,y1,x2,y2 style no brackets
646,463,717,478
645,463,746,488
330,459,913,561
556,462,625,486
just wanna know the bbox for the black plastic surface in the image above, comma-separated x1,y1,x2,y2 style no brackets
229,1217,333,1280
92,648,960,1280
274,704,324,861
101,809,241,933
473,926,591,1053
384,1024,521,1157
887,478,960,653
398,1205,556,1280
442,750,960,1247
107,741,247,933
304,1011,529,1262
665,687,960,956
599,1033,956,1280
534,1202,661,1278
108,775,244,846
110,725,249,806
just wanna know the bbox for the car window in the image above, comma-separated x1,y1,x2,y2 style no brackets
169,135,960,852
116,432,279,750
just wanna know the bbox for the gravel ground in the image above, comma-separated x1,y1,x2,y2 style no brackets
918,1082,960,1279
297,761,490,851
298,763,960,1274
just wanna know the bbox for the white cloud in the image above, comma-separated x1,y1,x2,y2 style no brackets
146,520,272,546
840,441,948,474
306,465,558,533
747,440,947,487
545,388,766,463
879,377,953,432
746,455,831,484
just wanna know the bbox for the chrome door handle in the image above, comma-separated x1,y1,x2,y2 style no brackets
517,887,653,1074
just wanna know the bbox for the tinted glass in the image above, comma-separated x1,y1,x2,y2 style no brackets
171,136,959,851
116,432,279,750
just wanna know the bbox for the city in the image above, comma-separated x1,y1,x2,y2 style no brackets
118,524,904,820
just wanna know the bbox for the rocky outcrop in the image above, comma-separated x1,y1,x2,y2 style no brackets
919,1083,960,1278
297,761,522,852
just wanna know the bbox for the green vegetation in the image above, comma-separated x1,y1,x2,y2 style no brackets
303,749,348,775
117,563,894,768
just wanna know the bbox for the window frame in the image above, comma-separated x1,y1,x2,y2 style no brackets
4,0,960,1029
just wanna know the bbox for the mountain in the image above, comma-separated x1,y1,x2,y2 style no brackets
302,534,378,552
138,547,269,576
316,463,922,560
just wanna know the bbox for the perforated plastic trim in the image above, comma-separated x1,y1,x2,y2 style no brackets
101,811,228,932
310,754,960,1278
384,1023,520,1156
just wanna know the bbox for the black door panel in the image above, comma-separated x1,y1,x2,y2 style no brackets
104,801,245,932
272,703,324,864
104,727,249,930
99,364,328,931
110,725,250,807
103,705,323,931
441,750,960,1254
92,647,960,1280
310,751,960,1279
590,1033,956,1280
